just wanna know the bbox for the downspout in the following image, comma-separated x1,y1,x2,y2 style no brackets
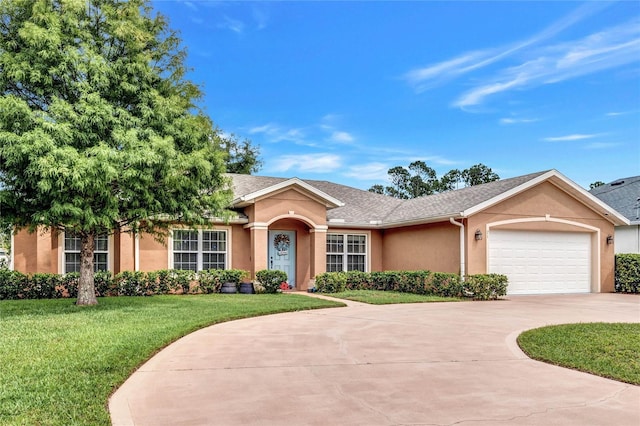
449,217,465,279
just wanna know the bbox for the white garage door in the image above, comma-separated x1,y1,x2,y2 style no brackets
488,230,591,295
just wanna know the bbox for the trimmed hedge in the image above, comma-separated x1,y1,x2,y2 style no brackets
615,254,640,293
0,268,249,300
315,270,508,300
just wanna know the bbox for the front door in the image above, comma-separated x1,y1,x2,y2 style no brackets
268,230,296,288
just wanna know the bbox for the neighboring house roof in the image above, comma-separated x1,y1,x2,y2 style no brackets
227,169,629,228
590,176,640,225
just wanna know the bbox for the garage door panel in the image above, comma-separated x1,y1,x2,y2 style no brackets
489,230,591,295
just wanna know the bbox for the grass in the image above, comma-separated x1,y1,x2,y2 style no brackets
0,294,344,426
325,290,462,304
518,322,640,385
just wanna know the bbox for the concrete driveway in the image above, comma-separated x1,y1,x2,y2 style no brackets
109,294,640,426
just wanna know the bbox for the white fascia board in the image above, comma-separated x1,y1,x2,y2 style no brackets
235,178,345,208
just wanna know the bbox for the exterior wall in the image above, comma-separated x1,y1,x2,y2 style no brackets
381,222,460,273
114,231,135,274
138,231,169,272
13,227,59,274
466,181,616,292
614,225,640,254
252,188,327,226
369,229,384,272
231,224,251,272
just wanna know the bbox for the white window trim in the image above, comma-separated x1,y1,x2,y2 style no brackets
58,231,113,274
168,226,232,271
326,231,370,272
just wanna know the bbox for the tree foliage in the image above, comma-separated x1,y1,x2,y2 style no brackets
219,133,262,174
369,162,500,199
590,181,605,190
0,0,232,304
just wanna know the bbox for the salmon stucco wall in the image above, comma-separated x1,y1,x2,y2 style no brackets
231,224,251,273
114,231,135,274
382,222,460,273
138,231,169,272
13,227,59,274
252,188,327,226
465,181,616,292
369,229,384,272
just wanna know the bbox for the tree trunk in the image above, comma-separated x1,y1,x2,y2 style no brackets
76,232,98,306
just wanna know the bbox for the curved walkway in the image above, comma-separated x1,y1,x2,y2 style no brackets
110,294,640,425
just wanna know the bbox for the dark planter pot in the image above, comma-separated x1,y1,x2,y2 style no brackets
239,282,255,294
220,282,237,294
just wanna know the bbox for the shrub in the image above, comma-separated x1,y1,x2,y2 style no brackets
155,269,173,294
0,268,27,300
114,271,149,296
171,269,196,294
198,269,248,293
60,273,80,298
315,272,347,293
463,274,508,300
615,254,640,293
23,273,61,299
316,270,463,297
94,271,114,296
255,269,288,294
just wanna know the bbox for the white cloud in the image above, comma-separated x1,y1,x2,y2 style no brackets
343,163,390,181
403,2,639,109
583,142,622,149
606,110,638,117
404,2,610,93
330,131,354,143
499,117,538,125
452,18,640,108
271,154,342,173
543,134,599,142
182,1,198,12
248,123,306,143
219,16,245,34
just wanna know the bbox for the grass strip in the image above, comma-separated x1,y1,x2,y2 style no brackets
326,290,462,304
518,322,640,385
0,294,343,426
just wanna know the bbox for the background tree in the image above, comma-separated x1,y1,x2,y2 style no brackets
219,133,262,174
590,181,605,190
0,0,231,305
460,164,499,187
370,161,439,199
369,162,500,199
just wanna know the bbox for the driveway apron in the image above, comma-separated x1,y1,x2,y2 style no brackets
109,294,640,426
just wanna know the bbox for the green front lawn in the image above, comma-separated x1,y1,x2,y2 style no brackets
326,290,462,304
0,295,344,426
518,322,640,385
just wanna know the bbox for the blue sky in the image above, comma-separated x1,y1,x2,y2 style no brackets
152,1,640,190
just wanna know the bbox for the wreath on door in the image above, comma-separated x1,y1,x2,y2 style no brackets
274,233,291,253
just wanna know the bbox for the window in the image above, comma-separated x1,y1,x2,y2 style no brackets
64,233,109,273
173,229,227,271
326,233,367,272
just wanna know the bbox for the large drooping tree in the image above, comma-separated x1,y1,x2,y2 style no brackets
369,162,500,198
0,0,232,305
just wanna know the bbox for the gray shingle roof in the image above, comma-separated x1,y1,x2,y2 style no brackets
590,176,640,225
227,170,621,227
384,171,549,223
